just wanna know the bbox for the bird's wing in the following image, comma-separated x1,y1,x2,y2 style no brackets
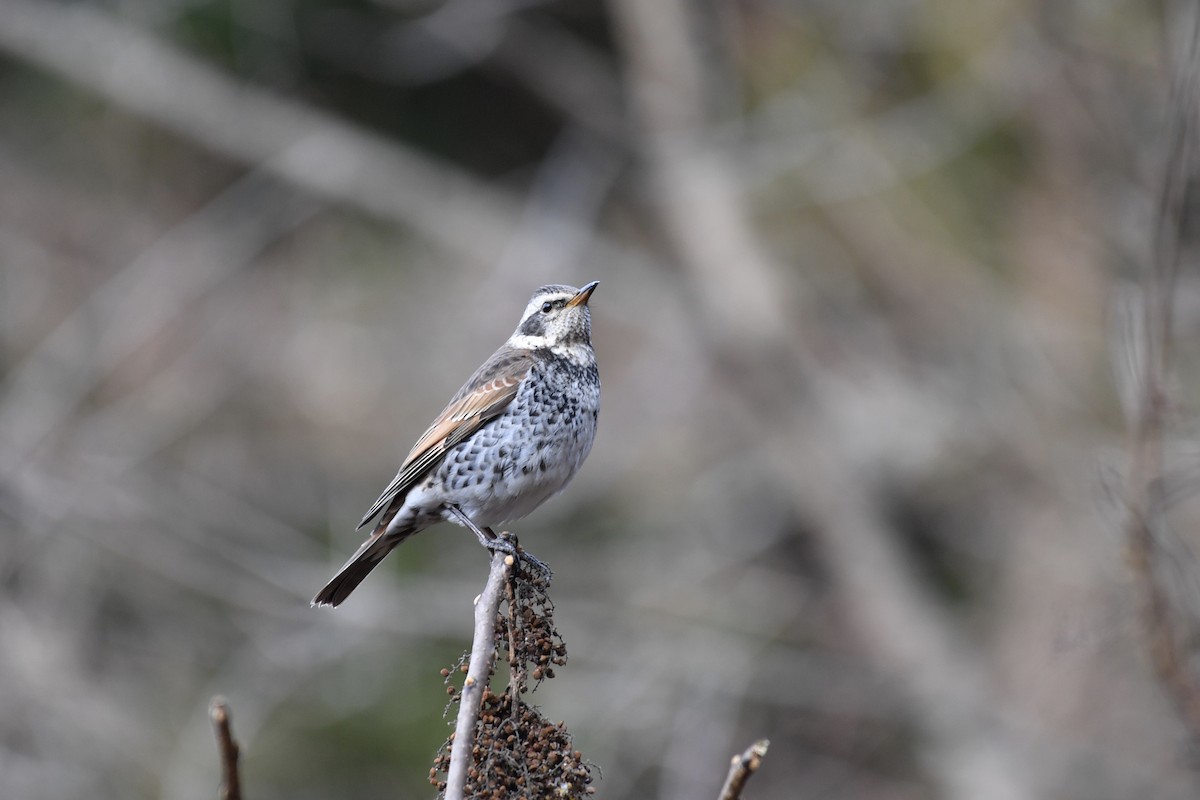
356,346,534,529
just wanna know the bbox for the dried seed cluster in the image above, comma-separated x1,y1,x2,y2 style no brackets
430,689,594,799
431,572,594,799
500,574,567,687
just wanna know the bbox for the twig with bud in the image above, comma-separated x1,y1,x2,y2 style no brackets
209,696,243,800
718,739,769,800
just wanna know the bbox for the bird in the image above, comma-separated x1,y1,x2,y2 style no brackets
313,281,600,607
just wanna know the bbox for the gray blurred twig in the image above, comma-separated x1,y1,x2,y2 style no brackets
1121,0,1200,745
209,697,242,800
0,170,319,481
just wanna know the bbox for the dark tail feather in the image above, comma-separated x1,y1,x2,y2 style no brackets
312,530,409,608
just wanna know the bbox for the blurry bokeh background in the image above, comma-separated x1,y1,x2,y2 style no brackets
2,0,1198,798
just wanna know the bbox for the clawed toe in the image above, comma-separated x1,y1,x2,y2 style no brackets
485,533,552,584
518,550,550,575
486,535,519,556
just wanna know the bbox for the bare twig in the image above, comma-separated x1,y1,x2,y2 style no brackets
717,739,768,800
209,697,242,800
445,549,511,800
1122,0,1200,744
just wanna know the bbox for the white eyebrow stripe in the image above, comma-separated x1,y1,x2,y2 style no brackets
520,293,576,320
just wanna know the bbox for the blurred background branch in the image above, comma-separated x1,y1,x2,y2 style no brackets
1120,0,1200,744
0,0,517,261
0,1,1197,799
611,0,1034,797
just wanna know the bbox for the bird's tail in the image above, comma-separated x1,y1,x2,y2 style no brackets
311,528,412,607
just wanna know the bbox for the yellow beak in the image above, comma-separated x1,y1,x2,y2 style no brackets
565,280,599,308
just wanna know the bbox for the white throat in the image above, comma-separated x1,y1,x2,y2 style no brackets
507,333,549,351
507,334,592,361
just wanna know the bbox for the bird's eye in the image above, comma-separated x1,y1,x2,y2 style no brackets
541,301,553,313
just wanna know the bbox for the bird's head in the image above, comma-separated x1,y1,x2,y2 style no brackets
509,281,598,352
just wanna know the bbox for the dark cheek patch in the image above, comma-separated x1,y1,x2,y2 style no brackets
519,314,546,337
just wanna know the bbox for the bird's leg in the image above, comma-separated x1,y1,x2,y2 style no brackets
446,505,509,550
446,505,552,583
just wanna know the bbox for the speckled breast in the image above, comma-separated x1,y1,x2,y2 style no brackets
436,351,599,527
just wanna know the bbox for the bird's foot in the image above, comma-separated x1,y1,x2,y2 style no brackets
486,530,518,556
489,531,553,586
445,506,552,584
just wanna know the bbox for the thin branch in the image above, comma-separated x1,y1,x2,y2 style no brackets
717,739,768,800
445,550,511,800
209,696,242,800
1123,0,1200,745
